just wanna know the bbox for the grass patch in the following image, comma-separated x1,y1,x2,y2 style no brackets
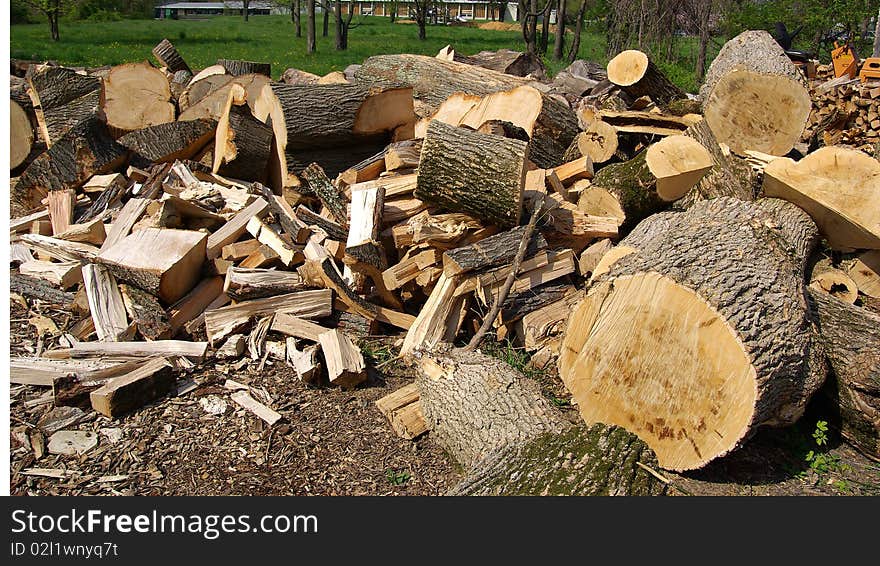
11,15,706,92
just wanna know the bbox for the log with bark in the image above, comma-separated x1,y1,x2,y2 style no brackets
416,345,667,495
559,197,827,471
564,120,619,164
102,62,175,136
606,50,686,109
700,30,811,156
118,119,216,164
453,48,546,78
415,120,528,228
10,99,35,170
152,39,192,74
213,84,273,183
26,65,102,147
179,73,269,122
217,59,271,77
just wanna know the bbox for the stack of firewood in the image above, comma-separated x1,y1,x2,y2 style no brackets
801,73,880,153
8,30,880,495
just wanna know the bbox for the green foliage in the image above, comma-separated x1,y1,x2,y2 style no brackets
479,338,546,381
801,420,850,484
359,340,395,366
385,468,411,485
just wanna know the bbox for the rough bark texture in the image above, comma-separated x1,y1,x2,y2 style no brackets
152,39,192,74
118,119,216,164
415,120,527,229
13,117,129,211
809,290,880,460
27,66,102,146
453,49,547,78
443,225,547,276
120,284,172,340
217,59,271,77
416,345,666,496
561,197,825,470
215,104,272,183
301,163,350,228
10,273,75,305
587,149,664,232
678,119,757,208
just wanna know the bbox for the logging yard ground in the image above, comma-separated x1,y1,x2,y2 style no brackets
9,15,705,91
10,298,880,496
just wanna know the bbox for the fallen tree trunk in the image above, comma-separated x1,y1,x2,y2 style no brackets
118,119,216,164
606,50,686,109
217,59,271,77
559,197,826,471
700,30,811,156
417,345,667,495
809,289,880,461
415,120,528,229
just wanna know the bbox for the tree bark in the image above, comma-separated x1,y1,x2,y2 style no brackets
324,3,330,38
152,39,192,74
417,345,668,495
118,119,216,164
294,0,302,36
213,104,273,184
607,50,686,109
307,0,317,53
216,59,271,77
567,0,587,63
559,197,826,471
26,65,102,147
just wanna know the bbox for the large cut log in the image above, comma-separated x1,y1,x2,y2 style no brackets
217,59,271,77
762,146,880,251
118,119,216,163
809,290,880,461
103,62,175,136
26,65,102,147
12,117,128,211
179,73,269,122
678,118,757,208
213,84,272,183
96,228,207,304
417,345,667,495
606,50,686,108
453,48,546,78
255,82,415,189
580,135,713,231
415,120,527,228
559,198,826,471
10,99,34,169
355,54,578,168
699,30,811,156
564,120,618,164
152,39,191,74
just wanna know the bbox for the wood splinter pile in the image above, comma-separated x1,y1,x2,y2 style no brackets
8,30,880,495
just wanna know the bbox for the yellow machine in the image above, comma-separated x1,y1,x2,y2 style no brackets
831,41,859,79
860,57,880,83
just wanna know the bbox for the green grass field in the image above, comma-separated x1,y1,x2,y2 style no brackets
10,15,705,91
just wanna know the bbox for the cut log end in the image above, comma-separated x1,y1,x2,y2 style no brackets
606,50,650,87
645,135,714,201
560,273,757,471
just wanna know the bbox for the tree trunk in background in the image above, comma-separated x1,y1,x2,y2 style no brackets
243,0,249,22
526,0,538,55
874,8,880,57
568,0,587,62
49,11,60,41
696,2,711,82
323,3,329,37
294,0,301,37
553,0,566,61
307,0,316,53
539,3,550,54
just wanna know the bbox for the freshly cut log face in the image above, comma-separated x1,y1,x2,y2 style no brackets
103,62,175,135
810,268,858,304
644,135,714,200
10,99,34,169
179,74,269,122
848,251,880,299
559,198,825,471
606,50,686,108
118,119,216,163
572,121,618,164
762,146,880,251
701,30,810,156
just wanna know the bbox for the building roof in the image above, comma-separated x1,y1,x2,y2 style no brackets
156,2,275,9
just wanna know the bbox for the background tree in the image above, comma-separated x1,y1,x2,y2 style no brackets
322,0,330,37
333,0,356,50
553,0,567,60
21,0,74,40
307,0,316,53
412,0,430,40
293,0,301,37
243,0,250,21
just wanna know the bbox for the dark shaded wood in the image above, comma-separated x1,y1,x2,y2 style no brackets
10,273,75,305
214,104,272,183
118,119,216,164
295,205,348,241
90,357,176,418
300,163,350,228
443,225,547,277
217,59,271,77
153,39,192,74
120,284,172,340
27,65,102,146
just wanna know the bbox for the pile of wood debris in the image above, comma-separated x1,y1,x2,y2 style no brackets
9,29,880,494
801,64,880,153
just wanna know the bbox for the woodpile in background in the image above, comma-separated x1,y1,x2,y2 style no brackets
8,31,880,494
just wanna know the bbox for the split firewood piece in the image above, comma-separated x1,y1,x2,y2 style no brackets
152,39,192,74
848,251,880,299
82,263,129,342
295,205,348,241
179,73,269,122
11,273,75,306
606,50,687,108
48,340,207,361
700,30,811,156
10,243,35,266
577,238,614,277
215,334,245,359
552,156,594,186
221,239,260,261
810,267,859,304
46,189,76,235
76,175,127,225
347,173,417,199
178,73,232,114
238,245,279,268
255,82,415,188
762,146,880,251
400,272,460,356
90,357,175,418
13,117,128,211
382,248,442,290
380,198,427,225
375,383,428,440
167,276,224,334
118,119,216,164
384,139,422,171
224,267,308,301
11,99,34,169
147,195,225,231
809,289,880,461
416,345,666,495
217,59,271,77
247,315,273,360
26,65,102,147
213,84,273,183
19,260,82,289
678,119,757,208
56,216,107,246
271,312,330,342
204,288,333,345
389,211,484,250
475,249,576,307
100,196,151,252
10,209,50,234
230,390,282,425
346,184,386,270
286,340,321,383
252,183,311,244
119,284,171,340
559,198,826,471
300,163,350,228
245,217,304,267
500,281,576,326
536,192,621,241
595,110,696,136
564,121,619,164
337,147,388,185
97,228,207,304
169,69,193,101
514,291,582,350
19,234,98,263
416,120,527,229
443,225,547,277
103,62,175,136
206,196,269,259
583,135,713,231
318,329,367,389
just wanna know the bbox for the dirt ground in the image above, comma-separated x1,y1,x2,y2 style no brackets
9,299,880,496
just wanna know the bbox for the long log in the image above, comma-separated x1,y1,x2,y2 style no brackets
606,50,686,108
415,120,527,229
559,197,826,471
417,345,667,495
118,119,216,163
